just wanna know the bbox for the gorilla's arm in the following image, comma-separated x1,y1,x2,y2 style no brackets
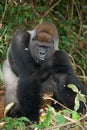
51,50,87,113
9,30,36,77
17,73,41,122
52,51,74,75
8,30,41,122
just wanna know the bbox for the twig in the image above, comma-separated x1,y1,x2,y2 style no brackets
76,64,86,83
42,0,62,18
74,48,84,58
78,113,87,122
73,0,83,37
64,115,77,123
43,95,72,112
77,75,87,80
45,113,87,130
0,0,8,24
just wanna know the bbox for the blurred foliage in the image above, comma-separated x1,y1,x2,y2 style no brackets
1,105,87,130
0,117,30,130
0,0,87,83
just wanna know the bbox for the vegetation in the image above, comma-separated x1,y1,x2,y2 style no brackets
0,94,87,130
0,0,87,129
0,0,87,83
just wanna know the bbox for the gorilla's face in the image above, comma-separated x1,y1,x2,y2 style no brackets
29,40,55,63
28,23,58,63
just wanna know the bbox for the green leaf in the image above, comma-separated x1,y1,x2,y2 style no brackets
43,110,51,127
61,36,71,46
39,18,44,24
77,93,86,104
18,16,23,25
72,111,80,120
82,25,87,29
14,121,26,130
4,117,13,121
48,105,56,115
24,12,30,17
17,117,30,122
62,109,72,115
74,96,80,111
0,67,2,80
67,84,79,93
79,36,84,41
7,120,14,130
56,113,66,124
38,109,52,129
0,4,3,11
23,5,32,10
74,92,86,111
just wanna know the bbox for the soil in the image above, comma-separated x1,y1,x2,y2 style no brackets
0,85,5,118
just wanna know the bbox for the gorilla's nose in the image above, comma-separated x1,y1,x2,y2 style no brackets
38,46,47,60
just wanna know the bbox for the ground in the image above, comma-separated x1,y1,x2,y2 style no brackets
0,85,5,118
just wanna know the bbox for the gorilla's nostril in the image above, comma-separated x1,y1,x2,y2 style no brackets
38,46,47,56
39,51,46,55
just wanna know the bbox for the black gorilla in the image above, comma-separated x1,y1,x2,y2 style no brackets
2,22,86,122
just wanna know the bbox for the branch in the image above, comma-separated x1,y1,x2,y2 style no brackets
42,0,62,18
43,95,72,111
45,113,87,130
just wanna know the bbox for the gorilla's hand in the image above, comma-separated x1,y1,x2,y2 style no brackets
38,62,51,82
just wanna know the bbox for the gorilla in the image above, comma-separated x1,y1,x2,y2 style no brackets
2,22,87,123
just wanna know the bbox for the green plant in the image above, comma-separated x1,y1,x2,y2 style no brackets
68,84,86,111
0,117,30,130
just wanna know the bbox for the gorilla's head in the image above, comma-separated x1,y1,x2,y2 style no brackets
28,22,59,63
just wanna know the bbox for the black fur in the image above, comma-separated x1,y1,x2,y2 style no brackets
51,51,87,113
